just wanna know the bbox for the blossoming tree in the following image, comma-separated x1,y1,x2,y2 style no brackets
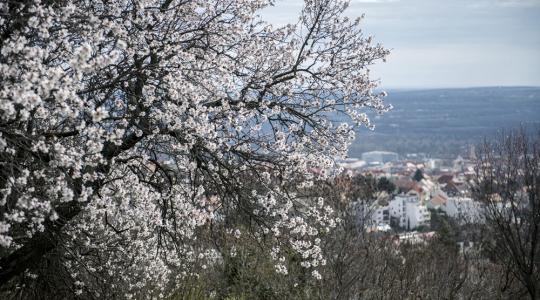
0,0,388,297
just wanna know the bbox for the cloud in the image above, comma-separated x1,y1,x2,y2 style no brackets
263,0,540,88
468,0,540,8
497,0,540,7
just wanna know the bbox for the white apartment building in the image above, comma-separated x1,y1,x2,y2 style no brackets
442,197,484,224
389,194,431,230
354,200,390,227
369,203,390,226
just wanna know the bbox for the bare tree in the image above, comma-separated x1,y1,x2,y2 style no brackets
472,128,540,299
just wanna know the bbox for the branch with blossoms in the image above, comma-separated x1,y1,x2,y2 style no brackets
0,0,388,297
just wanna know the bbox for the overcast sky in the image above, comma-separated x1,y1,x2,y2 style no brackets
262,0,540,89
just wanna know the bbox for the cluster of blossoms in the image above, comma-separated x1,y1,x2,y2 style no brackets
0,0,388,297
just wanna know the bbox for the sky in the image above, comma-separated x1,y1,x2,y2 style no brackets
261,0,540,89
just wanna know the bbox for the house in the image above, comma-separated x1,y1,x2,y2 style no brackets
417,178,437,201
428,191,449,210
441,181,468,197
437,174,454,185
394,177,417,194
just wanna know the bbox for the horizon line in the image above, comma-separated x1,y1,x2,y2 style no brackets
378,85,540,91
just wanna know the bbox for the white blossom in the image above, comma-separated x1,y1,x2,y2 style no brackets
0,0,388,297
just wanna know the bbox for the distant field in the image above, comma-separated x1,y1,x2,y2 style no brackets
348,87,540,158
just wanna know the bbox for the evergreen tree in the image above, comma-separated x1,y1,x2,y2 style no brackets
413,169,424,182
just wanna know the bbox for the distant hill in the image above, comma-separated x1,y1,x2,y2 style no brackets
348,87,540,158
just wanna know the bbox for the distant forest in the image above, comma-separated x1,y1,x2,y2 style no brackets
348,87,540,158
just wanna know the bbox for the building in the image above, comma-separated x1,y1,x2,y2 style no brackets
427,190,449,210
437,174,454,185
354,199,391,228
417,178,437,201
441,197,484,224
336,158,367,170
369,202,390,227
389,194,431,230
441,181,468,197
361,151,399,165
427,158,444,170
395,231,436,246
366,223,392,233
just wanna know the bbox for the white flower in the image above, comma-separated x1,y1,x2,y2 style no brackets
233,229,241,239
